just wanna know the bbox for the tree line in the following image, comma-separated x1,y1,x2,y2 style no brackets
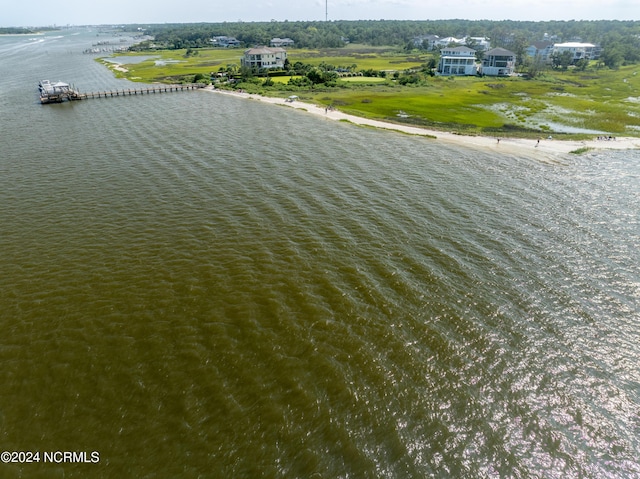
0,27,37,34
126,20,640,68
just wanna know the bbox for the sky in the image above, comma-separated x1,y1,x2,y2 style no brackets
2,0,638,27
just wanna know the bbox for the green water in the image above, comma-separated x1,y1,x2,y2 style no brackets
1,30,639,478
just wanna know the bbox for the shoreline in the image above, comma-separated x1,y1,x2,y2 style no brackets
202,86,640,157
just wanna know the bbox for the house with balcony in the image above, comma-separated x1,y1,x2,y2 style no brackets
241,47,287,69
552,42,600,62
480,48,516,76
437,46,478,76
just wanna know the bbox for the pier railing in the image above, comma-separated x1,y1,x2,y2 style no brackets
40,83,206,103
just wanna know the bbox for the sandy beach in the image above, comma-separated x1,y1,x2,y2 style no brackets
203,86,640,157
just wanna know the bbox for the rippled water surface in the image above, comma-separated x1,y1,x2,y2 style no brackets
1,30,639,478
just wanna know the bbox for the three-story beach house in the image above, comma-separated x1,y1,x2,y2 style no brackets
437,46,478,76
241,47,287,69
480,48,516,76
552,42,600,62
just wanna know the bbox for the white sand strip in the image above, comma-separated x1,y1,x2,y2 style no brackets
203,86,640,156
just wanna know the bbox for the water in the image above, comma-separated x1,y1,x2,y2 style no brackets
1,29,639,478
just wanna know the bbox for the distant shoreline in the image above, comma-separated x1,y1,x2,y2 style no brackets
0,33,43,36
202,86,640,157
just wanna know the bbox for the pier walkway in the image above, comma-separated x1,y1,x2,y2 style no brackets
40,83,206,104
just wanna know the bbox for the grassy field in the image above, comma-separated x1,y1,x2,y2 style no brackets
100,49,241,82
101,45,426,82
101,46,640,138
339,77,387,83
289,45,428,71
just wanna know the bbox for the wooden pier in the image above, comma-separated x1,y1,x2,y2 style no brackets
40,83,206,104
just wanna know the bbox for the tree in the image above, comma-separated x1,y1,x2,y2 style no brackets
398,74,420,85
551,51,573,70
424,57,437,76
601,48,624,69
509,32,530,67
135,19,640,66
575,58,589,71
238,66,254,81
465,37,478,50
306,67,325,84
525,54,545,78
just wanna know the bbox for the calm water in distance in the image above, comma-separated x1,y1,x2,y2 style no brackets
1,29,639,478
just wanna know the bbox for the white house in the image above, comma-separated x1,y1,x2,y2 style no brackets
480,48,516,76
434,36,467,48
437,46,478,76
241,47,287,69
413,34,441,50
414,35,490,51
552,42,600,62
467,37,491,51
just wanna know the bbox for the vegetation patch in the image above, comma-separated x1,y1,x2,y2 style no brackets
340,76,386,83
569,147,594,154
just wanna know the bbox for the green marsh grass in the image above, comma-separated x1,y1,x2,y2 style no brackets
292,45,428,71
